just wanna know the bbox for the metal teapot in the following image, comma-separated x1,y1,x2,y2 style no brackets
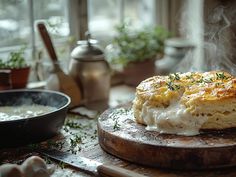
68,33,110,110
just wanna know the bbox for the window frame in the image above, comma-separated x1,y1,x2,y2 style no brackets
68,0,88,42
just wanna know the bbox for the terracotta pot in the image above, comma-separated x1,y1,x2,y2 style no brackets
0,70,11,90
8,67,30,89
124,59,156,86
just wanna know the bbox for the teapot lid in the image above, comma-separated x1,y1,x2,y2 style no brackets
71,32,104,61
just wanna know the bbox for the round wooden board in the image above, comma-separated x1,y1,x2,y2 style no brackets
98,105,236,170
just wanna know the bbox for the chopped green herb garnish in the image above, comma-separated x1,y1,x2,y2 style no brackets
63,126,70,132
168,74,174,81
166,82,174,90
196,77,204,83
216,72,229,80
44,157,53,164
113,119,120,130
70,135,82,148
186,75,193,79
65,120,83,129
174,73,180,80
196,76,213,84
168,73,180,81
186,73,196,83
166,82,181,91
215,82,222,86
203,78,213,83
174,84,181,90
68,134,83,154
58,161,67,169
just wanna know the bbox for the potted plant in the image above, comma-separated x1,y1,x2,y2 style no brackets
107,23,170,86
0,47,30,89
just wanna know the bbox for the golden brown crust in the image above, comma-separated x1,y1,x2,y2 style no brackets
133,71,236,131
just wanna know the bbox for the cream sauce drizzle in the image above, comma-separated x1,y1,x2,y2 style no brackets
140,101,208,136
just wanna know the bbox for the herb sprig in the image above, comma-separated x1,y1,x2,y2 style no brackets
113,119,121,130
186,74,194,80
58,161,67,169
65,121,82,129
216,72,229,80
70,135,82,148
215,82,223,87
168,73,180,81
196,77,213,84
166,81,181,91
203,78,213,83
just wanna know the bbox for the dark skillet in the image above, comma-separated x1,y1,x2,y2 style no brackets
0,89,70,148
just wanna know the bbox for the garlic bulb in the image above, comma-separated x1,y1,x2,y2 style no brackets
0,156,54,177
20,156,54,177
0,164,23,177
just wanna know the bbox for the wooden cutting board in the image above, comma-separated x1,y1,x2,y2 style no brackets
98,105,236,170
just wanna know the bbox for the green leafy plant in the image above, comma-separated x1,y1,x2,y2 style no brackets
108,23,170,66
0,47,28,69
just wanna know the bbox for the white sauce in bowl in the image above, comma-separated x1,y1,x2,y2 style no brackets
0,105,57,121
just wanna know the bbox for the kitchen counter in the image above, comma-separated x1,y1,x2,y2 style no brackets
1,85,236,177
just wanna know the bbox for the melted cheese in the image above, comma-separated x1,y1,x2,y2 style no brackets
141,100,208,136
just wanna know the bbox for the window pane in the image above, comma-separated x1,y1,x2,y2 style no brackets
0,0,71,82
88,0,121,45
0,0,30,48
33,0,69,40
124,0,156,28
33,0,70,64
88,0,156,46
33,0,71,80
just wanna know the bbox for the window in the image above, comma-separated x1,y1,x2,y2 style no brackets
0,0,69,49
0,0,30,48
0,0,70,81
0,0,157,81
88,0,157,47
33,0,71,80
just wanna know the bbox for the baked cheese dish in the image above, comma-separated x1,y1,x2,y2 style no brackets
133,71,236,136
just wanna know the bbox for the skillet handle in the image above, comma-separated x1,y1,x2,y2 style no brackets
97,164,147,177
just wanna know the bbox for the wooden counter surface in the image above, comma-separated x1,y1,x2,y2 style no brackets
1,85,236,177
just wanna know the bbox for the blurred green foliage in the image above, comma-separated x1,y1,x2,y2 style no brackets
109,23,170,66
0,47,28,69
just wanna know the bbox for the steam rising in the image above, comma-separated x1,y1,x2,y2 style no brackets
204,5,236,74
176,2,236,75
